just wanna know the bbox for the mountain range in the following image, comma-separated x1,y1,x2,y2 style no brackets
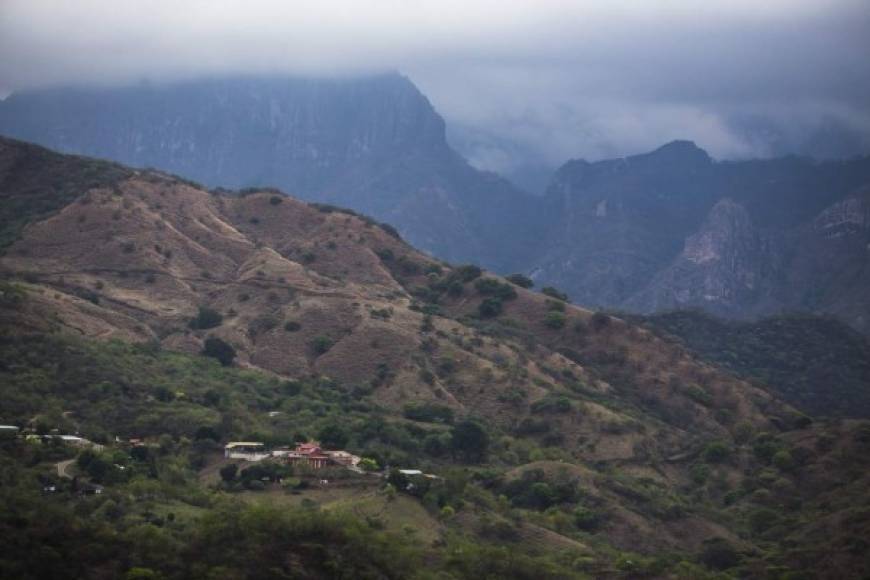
2,74,869,334
3,135,870,578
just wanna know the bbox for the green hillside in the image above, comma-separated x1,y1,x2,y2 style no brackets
635,311,870,418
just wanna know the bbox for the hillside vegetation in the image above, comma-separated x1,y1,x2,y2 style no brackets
1,137,869,579
634,311,870,418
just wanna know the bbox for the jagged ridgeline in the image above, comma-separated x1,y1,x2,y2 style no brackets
2,137,870,579
2,77,870,334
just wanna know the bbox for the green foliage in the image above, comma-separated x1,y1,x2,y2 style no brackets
698,538,741,570
403,402,454,424
219,464,238,482
451,420,490,463
506,273,534,288
202,337,235,367
772,450,795,471
317,422,350,449
703,441,731,464
639,311,870,418
310,335,334,355
283,320,301,332
478,297,503,318
544,311,566,329
541,286,569,301
573,505,605,531
474,277,518,301
188,306,223,330
358,457,379,472
455,264,482,282
531,394,572,414
502,469,581,511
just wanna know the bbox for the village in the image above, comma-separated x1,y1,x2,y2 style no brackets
2,423,440,498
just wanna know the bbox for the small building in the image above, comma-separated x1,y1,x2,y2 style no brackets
282,442,332,469
0,425,19,439
224,442,269,461
80,482,104,495
325,450,361,467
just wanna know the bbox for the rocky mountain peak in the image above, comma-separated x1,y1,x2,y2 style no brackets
631,139,713,171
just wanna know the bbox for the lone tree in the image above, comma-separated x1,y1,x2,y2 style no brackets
478,297,503,318
450,420,490,463
189,306,223,330
203,337,236,366
219,463,239,482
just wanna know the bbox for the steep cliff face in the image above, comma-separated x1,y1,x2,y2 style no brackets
532,141,726,307
0,75,541,271
625,199,781,317
534,143,870,331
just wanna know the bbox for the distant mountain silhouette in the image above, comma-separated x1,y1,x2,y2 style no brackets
3,77,870,331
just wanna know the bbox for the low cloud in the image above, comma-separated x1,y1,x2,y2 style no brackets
2,0,869,164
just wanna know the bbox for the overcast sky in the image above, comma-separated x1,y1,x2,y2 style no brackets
2,0,869,169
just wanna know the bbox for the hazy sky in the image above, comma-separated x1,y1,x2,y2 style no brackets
2,0,870,168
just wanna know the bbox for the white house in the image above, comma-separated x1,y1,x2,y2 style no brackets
224,442,269,461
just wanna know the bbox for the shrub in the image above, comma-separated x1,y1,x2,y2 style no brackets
506,273,534,288
699,538,741,570
359,458,379,472
455,265,482,282
686,385,713,407
541,286,568,301
269,195,284,205
189,306,223,330
478,297,503,318
311,336,334,355
544,311,566,329
318,422,350,449
772,450,795,471
574,506,605,531
375,248,394,261
403,403,454,424
220,464,239,482
284,321,302,332
451,420,490,463
202,337,236,366
474,278,517,301
689,463,711,485
531,395,572,414
379,223,402,239
703,441,731,464
748,508,780,534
